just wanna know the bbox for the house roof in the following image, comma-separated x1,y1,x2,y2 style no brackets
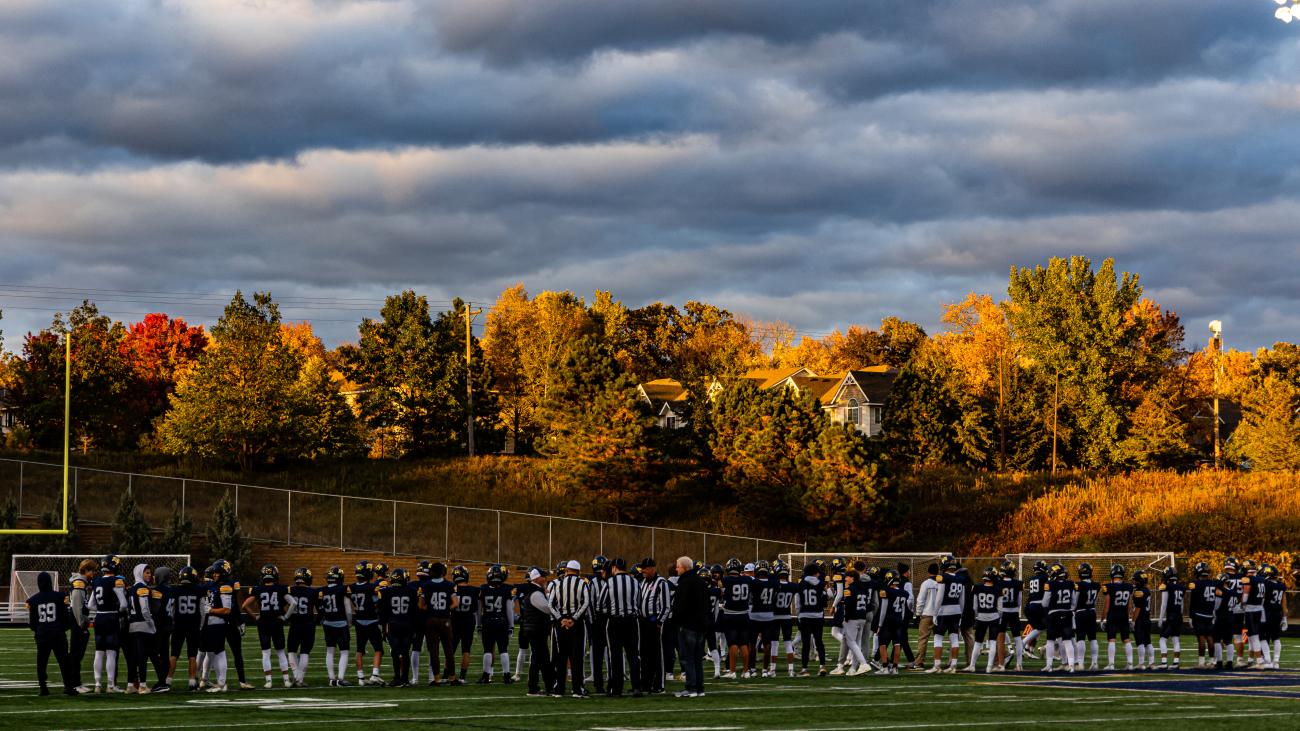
738,367,811,390
657,401,689,417
846,368,899,404
638,378,689,404
789,374,845,405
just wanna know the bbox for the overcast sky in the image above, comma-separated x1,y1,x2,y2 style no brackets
1,0,1298,353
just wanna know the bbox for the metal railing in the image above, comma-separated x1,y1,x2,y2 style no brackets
0,458,804,568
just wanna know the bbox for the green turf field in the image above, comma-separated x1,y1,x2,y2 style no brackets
2,627,1300,730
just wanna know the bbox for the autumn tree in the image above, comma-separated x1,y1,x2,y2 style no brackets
159,292,306,470
122,313,208,430
1116,381,1191,469
881,342,991,468
803,422,887,546
1228,375,1300,470
708,380,821,517
535,336,654,520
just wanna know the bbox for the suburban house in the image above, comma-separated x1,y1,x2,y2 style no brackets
0,387,16,436
642,365,898,437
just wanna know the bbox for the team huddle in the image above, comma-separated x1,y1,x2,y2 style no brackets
20,552,1293,698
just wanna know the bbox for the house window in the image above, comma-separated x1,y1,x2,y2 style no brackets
847,399,859,425
666,416,677,430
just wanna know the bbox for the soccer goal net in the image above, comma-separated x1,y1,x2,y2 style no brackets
780,552,954,583
1009,552,1176,620
7,554,191,621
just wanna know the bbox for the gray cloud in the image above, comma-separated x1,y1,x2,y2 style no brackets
0,0,1297,353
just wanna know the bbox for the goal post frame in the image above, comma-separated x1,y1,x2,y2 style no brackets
8,553,192,619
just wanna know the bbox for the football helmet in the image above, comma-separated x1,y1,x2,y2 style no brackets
390,568,409,585
883,569,900,586
1223,557,1239,573
261,564,279,582
1243,559,1258,574
830,557,846,573
725,558,743,574
487,564,506,584
416,560,432,578
1261,564,1277,579
1163,566,1178,581
592,555,609,573
1132,569,1148,585
293,567,312,585
1033,560,1049,574
941,557,959,572
451,565,470,584
1193,561,1210,578
178,566,198,585
1078,562,1093,580
101,555,123,576
211,559,232,577
710,563,724,577
373,562,389,579
354,561,373,581
755,560,771,577
1050,563,1067,580
326,566,344,585
982,566,998,582
632,563,644,579
1109,564,1126,579
773,559,789,577
999,560,1017,578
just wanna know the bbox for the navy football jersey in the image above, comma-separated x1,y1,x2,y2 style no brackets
1217,578,1241,616
479,584,513,626
997,577,1022,614
750,577,777,616
452,584,479,621
378,584,417,626
253,583,291,623
1265,579,1286,612
171,584,204,629
1187,578,1218,618
1132,585,1151,616
1025,571,1047,604
1047,579,1074,612
27,589,70,635
320,584,349,624
879,586,908,624
796,577,827,615
972,583,999,621
721,575,752,615
348,581,378,621
1101,581,1134,615
842,581,869,621
91,575,127,613
1158,579,1185,618
421,579,455,618
775,580,797,619
934,571,968,615
1074,579,1100,613
289,585,318,625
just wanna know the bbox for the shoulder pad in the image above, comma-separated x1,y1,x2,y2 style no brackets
935,575,945,584
136,587,150,597
1100,585,1109,594
114,579,126,588
1158,584,1167,591
62,595,71,605
220,585,234,594
71,578,86,589
1135,589,1145,597
1216,589,1224,596
510,588,517,596
878,590,888,598
233,582,242,590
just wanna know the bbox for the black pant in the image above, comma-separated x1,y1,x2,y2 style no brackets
525,628,554,695
69,626,89,687
124,632,153,685
151,630,171,685
799,617,826,668
606,616,641,695
639,620,664,692
661,620,678,676
35,632,74,691
552,620,585,695
388,625,412,685
590,615,609,692
424,617,455,680
224,623,247,683
901,611,916,662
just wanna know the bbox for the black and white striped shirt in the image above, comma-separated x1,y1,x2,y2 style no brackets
601,572,641,617
551,573,591,620
640,575,673,622
589,575,608,618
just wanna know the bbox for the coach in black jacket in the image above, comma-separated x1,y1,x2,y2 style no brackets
671,557,711,697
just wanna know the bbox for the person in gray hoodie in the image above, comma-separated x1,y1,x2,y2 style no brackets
125,563,156,694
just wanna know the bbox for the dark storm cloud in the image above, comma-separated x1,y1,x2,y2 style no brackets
0,0,1298,352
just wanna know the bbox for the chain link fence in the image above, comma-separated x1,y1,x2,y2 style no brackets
0,458,804,569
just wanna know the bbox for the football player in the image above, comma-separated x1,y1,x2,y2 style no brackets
773,561,798,677
1100,564,1134,670
1156,566,1185,670
287,568,318,686
218,560,252,690
826,557,848,674
966,567,1000,673
1186,562,1218,668
478,564,515,683
26,571,78,696
1020,560,1049,660
1040,564,1076,673
319,566,353,687
1216,559,1243,669
1263,565,1287,669
994,561,1023,671
349,561,385,685
719,558,751,678
794,561,828,676
378,568,418,686
449,565,479,684
200,560,236,693
243,564,298,688
1240,560,1270,668
67,558,97,693
148,567,174,693
124,563,156,694
1131,570,1153,670
926,558,966,674
408,562,430,684
165,566,204,690
87,554,129,693
748,561,778,677
703,564,724,678
834,569,871,676
1073,563,1100,671
419,562,457,685
875,569,909,674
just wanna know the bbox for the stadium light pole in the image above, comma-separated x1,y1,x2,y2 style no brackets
465,302,483,457
1209,320,1222,470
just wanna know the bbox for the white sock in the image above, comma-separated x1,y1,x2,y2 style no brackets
1214,644,1223,662
515,649,528,675
216,652,228,686
338,651,349,680
970,642,981,668
1014,637,1024,665
1108,641,1116,666
1024,629,1040,646
1262,640,1273,665
1273,640,1282,665
93,651,104,685
262,649,273,674
986,641,996,671
1074,640,1084,664
1090,640,1098,664
410,651,420,683
501,652,511,674
1125,644,1133,666
1045,641,1055,669
1136,645,1145,665
106,651,118,686
1159,637,1168,660
483,653,492,676
1064,640,1075,667
326,648,336,681
278,649,289,673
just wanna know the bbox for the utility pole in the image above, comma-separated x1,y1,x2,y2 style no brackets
1051,369,1059,475
1210,320,1223,470
465,303,484,457
997,349,1006,472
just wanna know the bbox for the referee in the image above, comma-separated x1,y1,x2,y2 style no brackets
602,558,642,697
551,560,591,697
639,558,672,694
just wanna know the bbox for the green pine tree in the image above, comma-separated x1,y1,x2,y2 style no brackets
206,492,251,580
1117,386,1189,469
803,423,886,547
1228,376,1300,471
110,489,153,554
880,343,991,468
155,501,194,554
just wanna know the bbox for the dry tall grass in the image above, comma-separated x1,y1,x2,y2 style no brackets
966,470,1300,555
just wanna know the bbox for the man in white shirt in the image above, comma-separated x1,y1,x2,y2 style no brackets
911,563,940,670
